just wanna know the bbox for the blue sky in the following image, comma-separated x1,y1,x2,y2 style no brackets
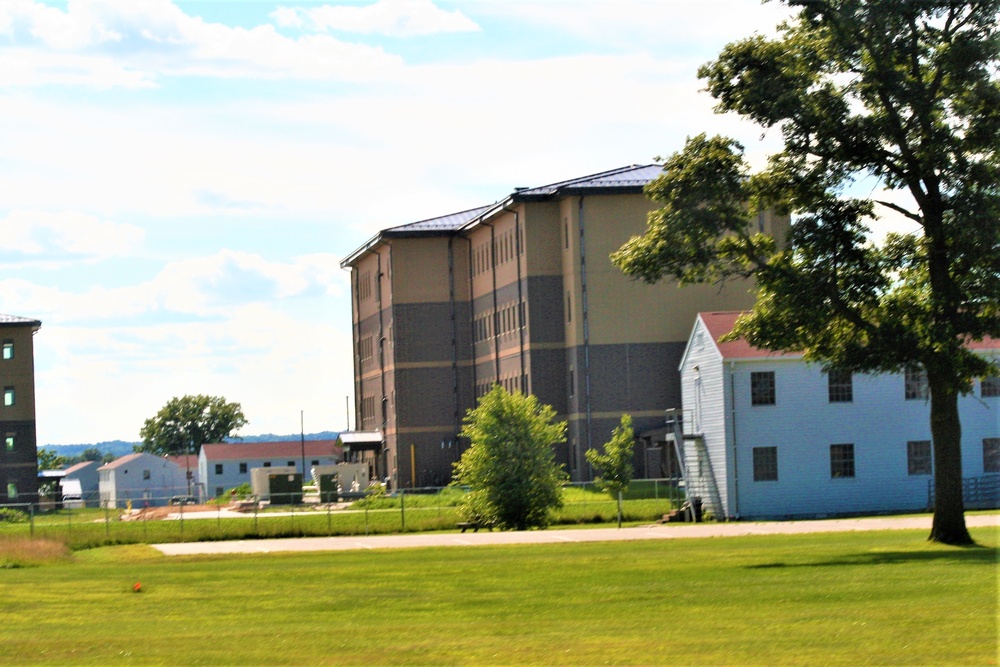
0,0,825,445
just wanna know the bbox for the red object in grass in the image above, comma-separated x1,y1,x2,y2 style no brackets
133,582,142,592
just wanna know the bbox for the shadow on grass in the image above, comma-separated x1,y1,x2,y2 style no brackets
747,545,998,569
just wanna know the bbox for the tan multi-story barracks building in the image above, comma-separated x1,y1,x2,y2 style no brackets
0,314,41,504
341,165,789,488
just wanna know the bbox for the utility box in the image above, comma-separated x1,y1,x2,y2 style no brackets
250,466,302,504
310,462,370,501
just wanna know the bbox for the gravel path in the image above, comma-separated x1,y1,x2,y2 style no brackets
152,513,998,556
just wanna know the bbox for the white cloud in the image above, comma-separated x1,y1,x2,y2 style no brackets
278,0,480,37
0,250,346,322
0,210,145,261
0,0,403,87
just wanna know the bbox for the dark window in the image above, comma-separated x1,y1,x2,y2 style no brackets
239,462,247,474
830,444,855,479
568,368,575,398
905,365,929,400
311,460,319,466
981,376,999,398
907,440,932,475
751,372,776,406
263,461,272,468
215,486,224,497
215,463,223,475
984,438,1000,473
2,341,12,360
142,469,151,480
752,447,778,482
287,461,295,467
828,369,853,403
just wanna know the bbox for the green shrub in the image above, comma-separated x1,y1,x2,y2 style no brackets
0,508,27,524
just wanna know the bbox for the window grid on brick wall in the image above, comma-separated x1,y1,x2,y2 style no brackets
830,443,855,478
827,369,853,403
752,446,778,482
907,440,932,476
750,371,776,406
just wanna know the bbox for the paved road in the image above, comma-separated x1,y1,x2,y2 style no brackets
152,513,999,556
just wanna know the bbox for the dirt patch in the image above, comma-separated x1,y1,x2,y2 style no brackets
122,505,218,521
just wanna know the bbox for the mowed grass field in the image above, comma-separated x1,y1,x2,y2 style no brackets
0,527,996,666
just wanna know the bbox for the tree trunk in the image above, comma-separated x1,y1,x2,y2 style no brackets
927,370,973,545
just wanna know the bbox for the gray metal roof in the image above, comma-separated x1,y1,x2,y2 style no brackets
384,204,495,234
0,314,41,328
340,164,664,267
510,164,663,200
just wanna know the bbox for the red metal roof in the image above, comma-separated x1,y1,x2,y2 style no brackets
698,311,998,360
201,440,342,461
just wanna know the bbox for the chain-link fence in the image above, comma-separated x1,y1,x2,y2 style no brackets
0,478,686,549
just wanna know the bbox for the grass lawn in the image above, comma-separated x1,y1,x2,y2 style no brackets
0,527,996,665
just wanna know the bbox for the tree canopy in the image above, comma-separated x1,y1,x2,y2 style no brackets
453,386,568,530
137,394,249,457
613,0,999,545
585,414,635,528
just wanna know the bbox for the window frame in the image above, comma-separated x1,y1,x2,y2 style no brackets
981,376,999,398
830,443,856,479
906,440,932,476
984,438,1000,474
904,365,929,400
827,369,853,403
750,371,776,406
3,387,13,407
752,446,778,482
2,340,12,360
214,463,223,475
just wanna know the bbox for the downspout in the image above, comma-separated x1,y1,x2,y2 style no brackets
376,250,388,481
348,265,361,430
467,237,477,398
504,205,526,393
447,237,461,443
490,224,500,381
578,197,593,466
729,361,740,519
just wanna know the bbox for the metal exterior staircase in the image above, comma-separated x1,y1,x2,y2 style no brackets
665,409,724,521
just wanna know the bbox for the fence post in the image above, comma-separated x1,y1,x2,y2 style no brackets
400,489,405,533
179,500,184,540
29,503,35,538
365,499,369,537
254,500,259,535
326,499,331,535
104,502,110,536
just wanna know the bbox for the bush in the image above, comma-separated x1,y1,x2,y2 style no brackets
0,508,28,523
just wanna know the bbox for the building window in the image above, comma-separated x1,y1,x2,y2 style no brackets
2,341,12,360
263,461,271,468
7,482,16,499
563,219,569,250
566,292,572,322
905,365,929,400
238,462,247,474
827,369,853,403
311,460,319,466
830,444,855,479
287,461,295,467
907,440,932,476
215,486,224,497
984,438,1000,473
750,372,776,406
215,463,223,475
981,376,999,398
5,434,13,451
3,387,13,407
752,447,778,482
143,469,151,480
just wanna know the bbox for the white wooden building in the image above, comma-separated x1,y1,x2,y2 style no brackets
677,311,999,520
98,453,188,508
198,440,341,501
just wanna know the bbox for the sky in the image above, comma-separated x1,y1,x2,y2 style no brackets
0,0,841,446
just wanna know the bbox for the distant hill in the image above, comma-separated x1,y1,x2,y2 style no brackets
43,432,341,458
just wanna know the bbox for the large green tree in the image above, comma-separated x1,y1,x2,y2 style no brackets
586,414,635,528
137,394,249,457
454,386,568,530
613,0,999,545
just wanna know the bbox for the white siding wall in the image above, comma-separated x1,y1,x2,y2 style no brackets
200,455,340,499
728,357,998,519
679,320,732,516
99,454,187,507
